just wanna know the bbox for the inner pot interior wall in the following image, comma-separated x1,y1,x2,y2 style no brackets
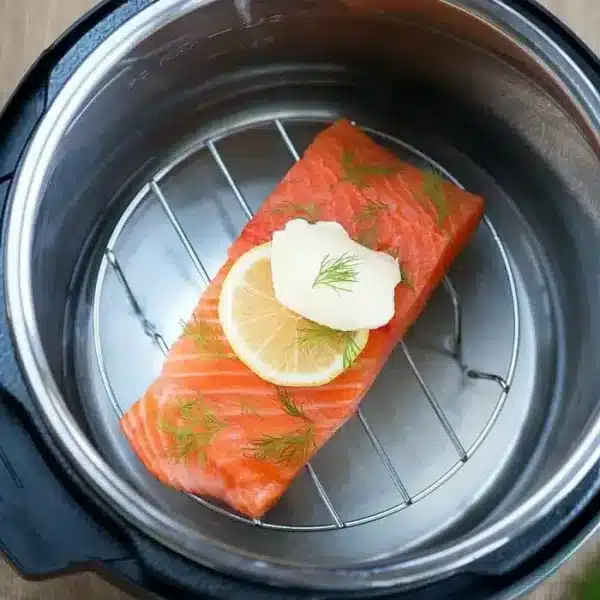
25,0,600,563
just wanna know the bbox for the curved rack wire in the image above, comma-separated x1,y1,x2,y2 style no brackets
93,117,519,532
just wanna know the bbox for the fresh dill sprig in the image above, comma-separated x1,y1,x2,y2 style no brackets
419,168,450,228
342,333,362,370
180,316,229,357
340,150,396,188
354,199,389,249
296,322,363,370
159,397,227,462
276,386,309,421
383,247,413,289
398,262,413,289
355,200,389,250
312,252,361,294
356,198,389,222
245,425,316,466
296,322,341,351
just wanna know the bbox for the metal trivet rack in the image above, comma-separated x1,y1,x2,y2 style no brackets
94,117,518,532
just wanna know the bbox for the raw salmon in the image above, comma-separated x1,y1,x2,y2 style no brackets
120,119,484,519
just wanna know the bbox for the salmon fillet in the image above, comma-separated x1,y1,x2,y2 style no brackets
120,119,484,519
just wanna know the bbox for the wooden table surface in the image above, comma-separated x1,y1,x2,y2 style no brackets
1,1,600,598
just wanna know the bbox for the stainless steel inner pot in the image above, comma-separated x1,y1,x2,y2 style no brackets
6,0,600,592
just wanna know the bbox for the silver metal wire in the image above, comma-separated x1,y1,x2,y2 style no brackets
97,117,516,531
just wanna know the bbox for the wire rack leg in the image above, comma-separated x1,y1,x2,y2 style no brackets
442,277,510,392
442,277,462,361
105,249,169,355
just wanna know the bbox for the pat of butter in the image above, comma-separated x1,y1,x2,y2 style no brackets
271,219,401,332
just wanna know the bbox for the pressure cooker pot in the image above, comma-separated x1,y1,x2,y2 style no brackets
2,0,600,598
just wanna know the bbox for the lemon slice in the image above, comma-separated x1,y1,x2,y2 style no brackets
218,243,369,387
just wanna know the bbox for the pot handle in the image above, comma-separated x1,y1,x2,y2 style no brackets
0,390,132,577
0,180,133,578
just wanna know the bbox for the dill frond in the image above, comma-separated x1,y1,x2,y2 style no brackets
312,252,361,294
